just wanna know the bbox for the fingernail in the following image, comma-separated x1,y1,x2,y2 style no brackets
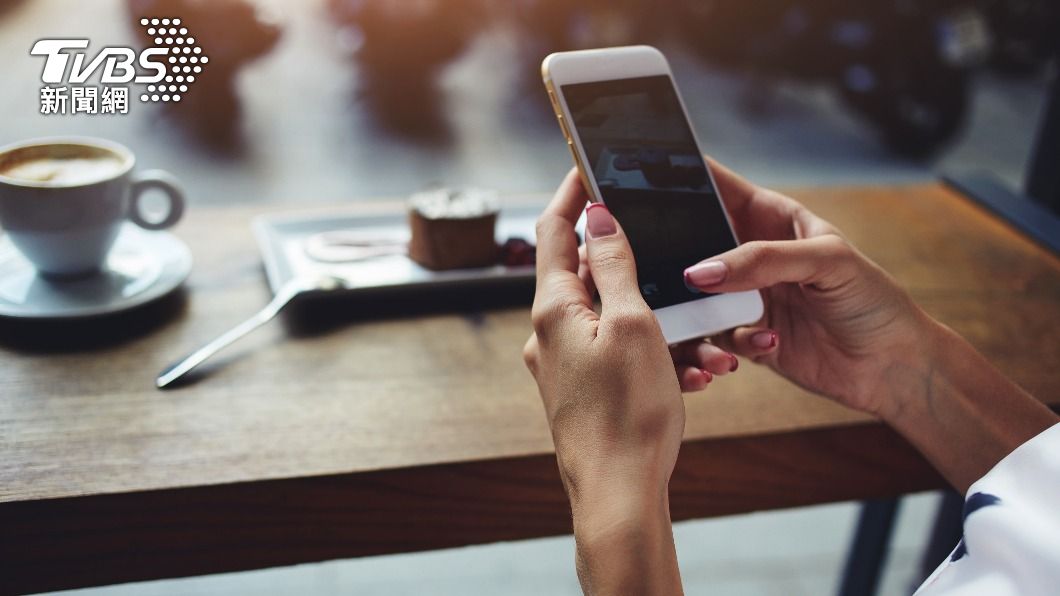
683,261,727,286
728,353,739,372
701,369,713,384
751,330,778,350
585,203,617,238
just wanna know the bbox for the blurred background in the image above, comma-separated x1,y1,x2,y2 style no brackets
1,0,1055,204
1,0,1055,594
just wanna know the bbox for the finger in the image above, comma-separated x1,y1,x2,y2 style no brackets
677,365,712,393
583,203,646,316
576,244,597,300
683,235,856,293
670,340,740,376
532,170,595,336
705,156,758,214
715,326,779,359
535,168,589,293
705,156,785,243
706,156,821,243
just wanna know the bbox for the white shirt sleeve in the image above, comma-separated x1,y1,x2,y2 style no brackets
914,422,1060,596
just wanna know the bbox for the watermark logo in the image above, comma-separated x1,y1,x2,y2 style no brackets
31,17,208,116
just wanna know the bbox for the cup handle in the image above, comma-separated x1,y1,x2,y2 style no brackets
129,170,185,231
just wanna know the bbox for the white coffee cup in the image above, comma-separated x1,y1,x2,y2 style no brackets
0,137,185,277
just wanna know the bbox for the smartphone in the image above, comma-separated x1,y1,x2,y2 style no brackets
542,45,764,344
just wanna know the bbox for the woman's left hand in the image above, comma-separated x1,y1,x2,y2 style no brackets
524,168,684,512
524,169,718,594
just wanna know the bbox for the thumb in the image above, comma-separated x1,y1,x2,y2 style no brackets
683,235,857,293
584,203,646,314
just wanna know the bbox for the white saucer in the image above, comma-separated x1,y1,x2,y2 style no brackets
0,224,192,319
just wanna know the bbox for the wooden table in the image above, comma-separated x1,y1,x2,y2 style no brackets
2,183,1058,595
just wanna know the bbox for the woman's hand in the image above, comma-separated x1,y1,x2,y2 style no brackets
684,161,1057,492
680,160,935,416
523,169,685,594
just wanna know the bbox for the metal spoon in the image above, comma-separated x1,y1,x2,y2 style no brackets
156,275,347,389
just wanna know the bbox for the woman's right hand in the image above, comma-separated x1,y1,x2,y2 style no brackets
681,160,939,417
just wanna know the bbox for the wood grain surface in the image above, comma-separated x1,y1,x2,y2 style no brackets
1,424,944,595
1,183,1058,593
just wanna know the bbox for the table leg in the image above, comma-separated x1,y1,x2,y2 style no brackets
837,497,901,596
915,490,964,586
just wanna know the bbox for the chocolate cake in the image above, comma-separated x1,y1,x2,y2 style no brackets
407,188,500,270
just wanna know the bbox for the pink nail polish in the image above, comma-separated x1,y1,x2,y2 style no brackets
728,353,739,372
684,261,727,286
750,330,778,350
585,203,617,238
702,369,713,383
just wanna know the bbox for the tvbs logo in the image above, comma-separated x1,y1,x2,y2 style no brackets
32,39,169,85
31,17,207,115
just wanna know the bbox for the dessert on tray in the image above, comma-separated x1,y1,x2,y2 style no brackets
407,188,501,270
296,187,538,270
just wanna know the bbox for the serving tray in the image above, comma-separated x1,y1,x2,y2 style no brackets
253,205,543,296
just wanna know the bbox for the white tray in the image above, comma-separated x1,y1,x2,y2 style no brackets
253,205,542,296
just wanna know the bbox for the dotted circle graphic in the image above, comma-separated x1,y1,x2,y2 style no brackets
139,16,208,104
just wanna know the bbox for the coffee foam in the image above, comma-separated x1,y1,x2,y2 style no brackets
0,144,127,186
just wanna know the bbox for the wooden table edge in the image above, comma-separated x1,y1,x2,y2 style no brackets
0,420,948,594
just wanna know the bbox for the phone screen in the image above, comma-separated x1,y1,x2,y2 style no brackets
562,75,738,310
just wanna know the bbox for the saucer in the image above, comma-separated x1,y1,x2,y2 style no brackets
0,224,192,319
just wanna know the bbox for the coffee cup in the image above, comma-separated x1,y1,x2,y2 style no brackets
0,137,185,278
